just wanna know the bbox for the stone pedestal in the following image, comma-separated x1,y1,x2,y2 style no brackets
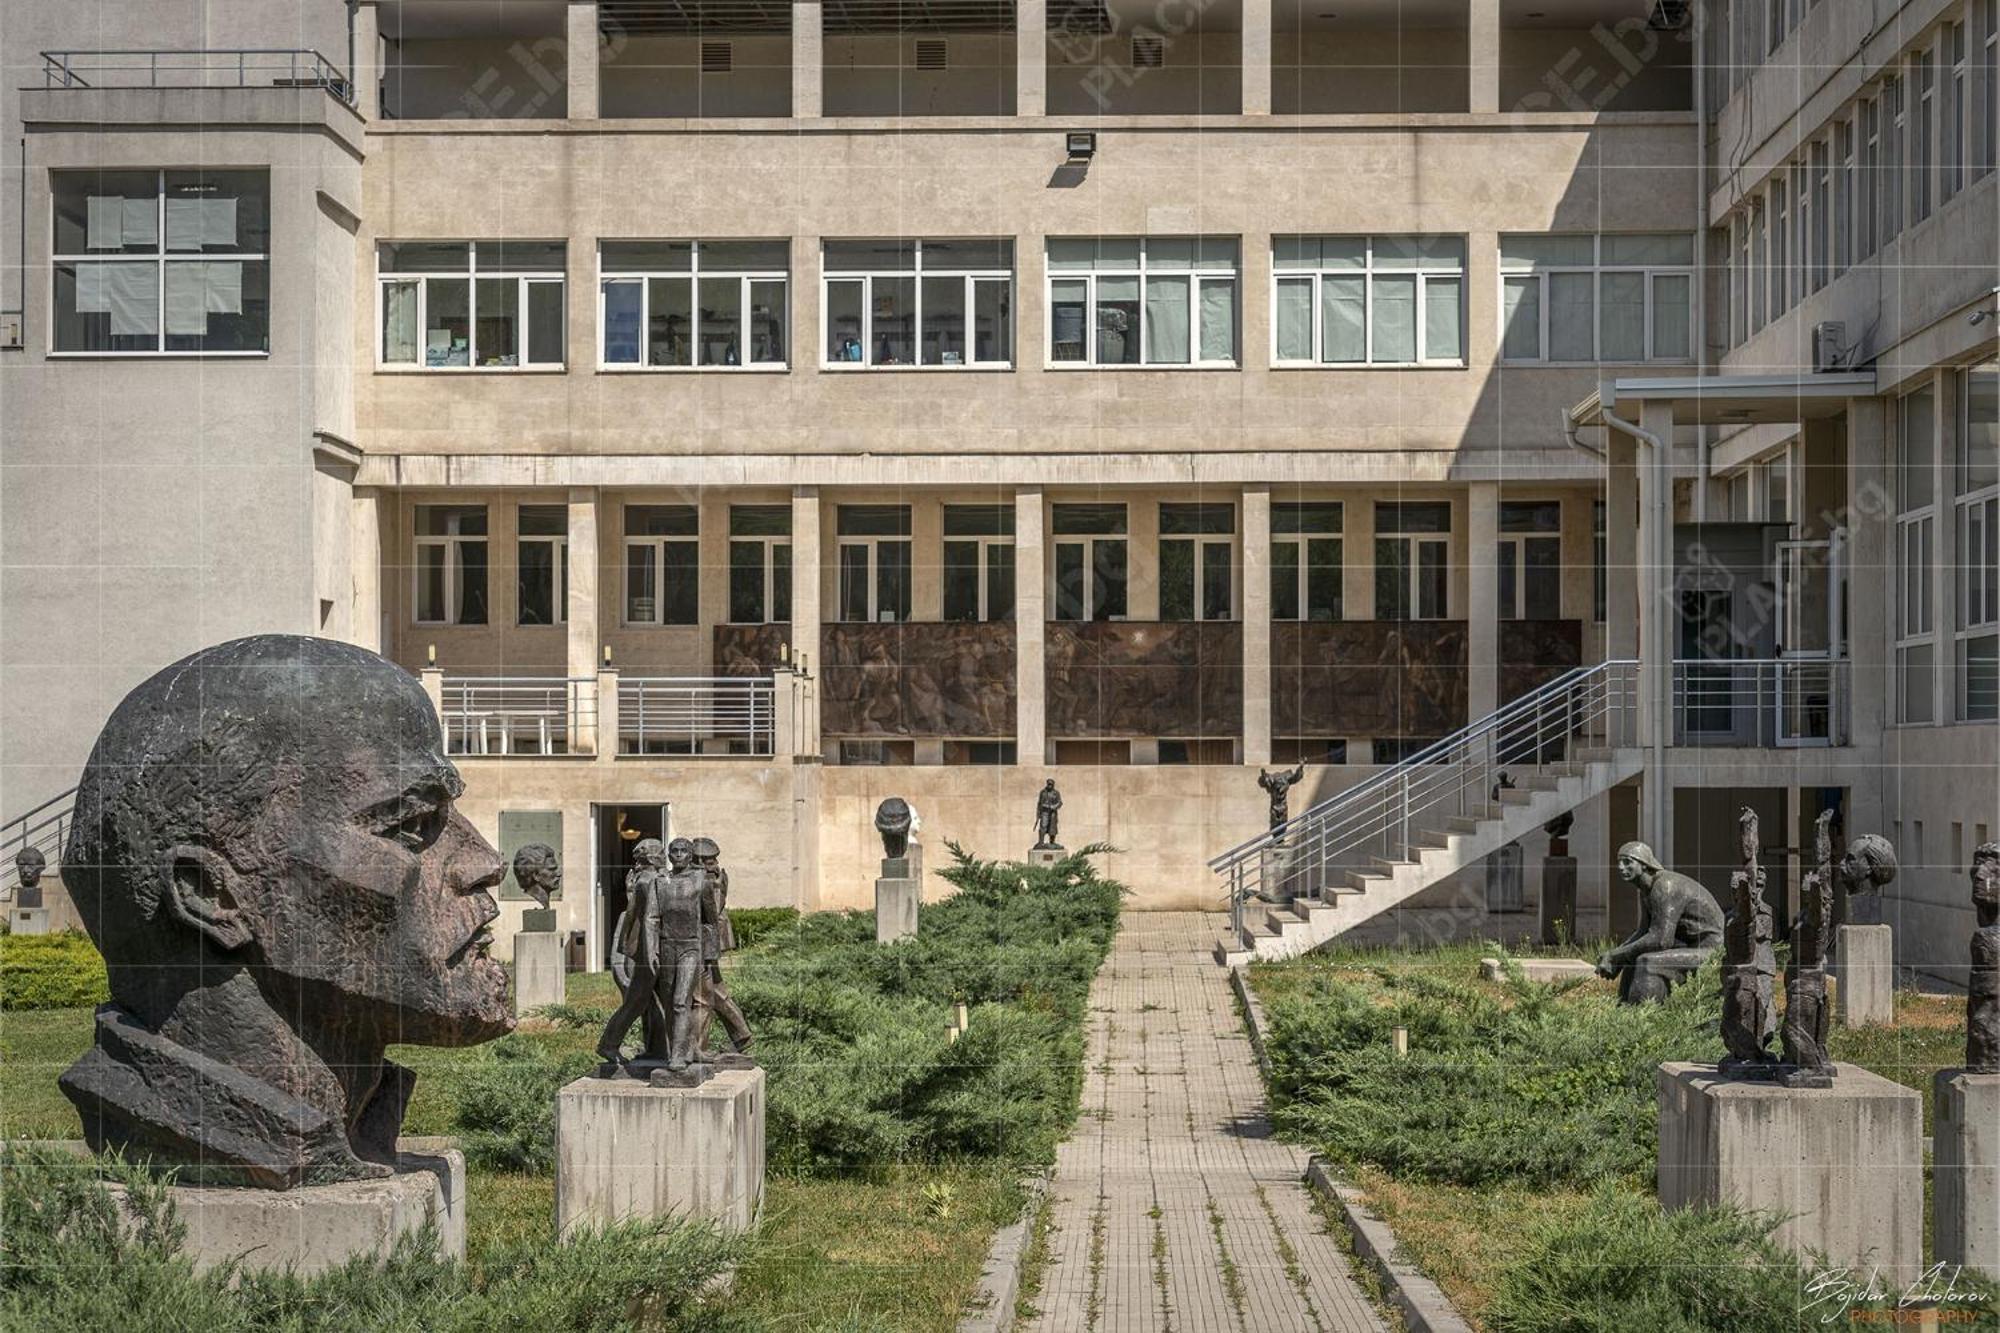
1029,847,1063,868
555,1069,765,1236
1834,923,1895,1027
1486,840,1524,912
103,1141,463,1275
512,930,566,1017
1539,855,1577,945
9,908,49,935
1934,1070,2000,1277
520,907,557,933
1656,1061,1922,1280
1480,956,1596,985
876,875,919,942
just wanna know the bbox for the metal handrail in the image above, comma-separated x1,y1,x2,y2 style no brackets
442,675,591,757
39,49,354,104
1671,656,1846,747
0,786,78,903
1211,659,1641,938
620,676,775,757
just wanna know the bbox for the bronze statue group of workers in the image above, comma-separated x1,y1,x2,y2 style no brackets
596,834,753,1086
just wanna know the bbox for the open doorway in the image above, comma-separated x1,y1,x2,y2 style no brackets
594,803,667,966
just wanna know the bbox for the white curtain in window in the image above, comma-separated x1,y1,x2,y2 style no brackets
165,263,207,335
1652,274,1691,359
1600,272,1647,360
165,196,237,251
1275,278,1312,360
1549,272,1595,360
1145,275,1190,363
1423,276,1462,360
105,262,159,336
382,280,418,362
74,265,109,313
1502,276,1540,359
1198,278,1234,362
1321,275,1365,362
1372,273,1417,362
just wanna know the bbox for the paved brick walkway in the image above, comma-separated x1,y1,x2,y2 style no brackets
1019,913,1385,1333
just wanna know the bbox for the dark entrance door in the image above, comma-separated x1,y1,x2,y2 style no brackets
596,803,666,965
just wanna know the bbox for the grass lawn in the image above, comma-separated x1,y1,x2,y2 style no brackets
1246,943,1984,1331
0,978,1027,1332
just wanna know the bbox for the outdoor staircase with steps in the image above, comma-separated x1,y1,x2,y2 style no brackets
1211,659,1643,967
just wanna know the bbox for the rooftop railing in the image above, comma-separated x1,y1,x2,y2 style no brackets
39,50,354,104
620,676,775,757
1671,657,1846,748
442,676,592,757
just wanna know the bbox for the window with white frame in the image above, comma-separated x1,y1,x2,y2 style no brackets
942,504,1016,623
1052,503,1128,621
1981,0,1998,178
1750,200,1767,336
728,505,792,625
1159,503,1235,623
1959,365,1999,720
1272,235,1465,366
415,505,490,625
1946,21,1969,202
823,240,1012,368
517,505,567,627
624,504,699,626
1898,387,1938,723
1810,139,1830,292
1771,177,1790,315
1730,214,1748,347
1499,234,1693,364
1272,501,1343,623
1047,237,1238,367
1860,97,1880,258
1793,160,1812,300
1885,74,1906,244
836,505,911,623
1499,501,1562,621
1836,118,1856,275
1758,451,1791,523
51,169,270,354
379,241,565,369
601,241,786,369
1915,44,1937,223
1375,501,1450,622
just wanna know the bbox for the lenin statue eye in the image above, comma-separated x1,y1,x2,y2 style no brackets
384,805,447,852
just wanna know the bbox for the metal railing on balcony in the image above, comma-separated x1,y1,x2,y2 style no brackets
39,49,354,103
620,677,775,757
1210,659,1641,936
0,787,76,903
1671,657,1846,747
442,677,592,757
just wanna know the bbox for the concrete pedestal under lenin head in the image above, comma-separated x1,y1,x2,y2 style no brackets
1833,924,1895,1027
512,930,566,1017
1934,1070,2000,1277
1030,848,1063,868
556,1069,766,1235
1656,1062,1922,1281
1539,855,1578,945
876,841,922,944
9,908,49,935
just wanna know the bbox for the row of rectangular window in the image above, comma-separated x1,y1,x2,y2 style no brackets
413,497,1590,631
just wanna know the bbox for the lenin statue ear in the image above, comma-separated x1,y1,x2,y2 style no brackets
163,844,254,953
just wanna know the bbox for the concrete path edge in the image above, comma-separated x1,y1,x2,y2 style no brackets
1230,965,1475,1333
955,1169,1053,1333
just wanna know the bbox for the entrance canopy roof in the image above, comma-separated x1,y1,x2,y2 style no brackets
1567,371,1879,429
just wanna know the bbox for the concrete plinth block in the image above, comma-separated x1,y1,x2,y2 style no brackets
876,877,919,943
512,930,566,1017
1539,855,1578,946
519,907,557,934
1480,956,1598,985
555,1069,765,1236
1835,924,1895,1027
1029,848,1064,868
9,908,49,935
1657,1061,1922,1280
1934,1070,2000,1277
103,1142,463,1275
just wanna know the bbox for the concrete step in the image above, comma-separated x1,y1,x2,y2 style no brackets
1213,935,1255,967
1497,787,1537,807
1411,828,1454,850
1445,815,1486,834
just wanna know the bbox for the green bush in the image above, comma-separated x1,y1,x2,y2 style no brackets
0,1143,745,1332
737,844,1122,1172
0,931,109,1011
451,1034,600,1173
1264,949,1724,1189
726,906,800,951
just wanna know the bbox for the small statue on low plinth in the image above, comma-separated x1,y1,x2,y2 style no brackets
1258,763,1306,841
690,836,753,1070
1595,841,1724,1004
597,838,713,1086
1779,816,1898,1088
1543,811,1574,858
12,845,46,910
1033,779,1064,850
1719,807,1779,1078
1965,841,1999,1074
511,843,561,910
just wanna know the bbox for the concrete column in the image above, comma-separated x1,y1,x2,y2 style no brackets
1469,0,1500,113
420,666,445,721
352,1,380,120
567,488,600,680
1240,0,1273,115
350,488,384,652
1934,374,1958,727
790,488,823,752
1242,487,1272,766
566,2,599,118
793,0,823,118
1847,398,1891,751
1016,489,1047,764
912,497,944,623
1467,482,1499,721
592,666,618,761
1345,495,1375,621
1016,0,1047,117
1606,433,1640,666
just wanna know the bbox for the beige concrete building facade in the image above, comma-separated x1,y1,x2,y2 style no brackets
1,1,1992,982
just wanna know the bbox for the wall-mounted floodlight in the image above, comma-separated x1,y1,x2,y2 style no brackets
1066,131,1097,161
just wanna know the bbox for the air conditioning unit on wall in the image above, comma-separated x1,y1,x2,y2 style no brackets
1812,321,1846,372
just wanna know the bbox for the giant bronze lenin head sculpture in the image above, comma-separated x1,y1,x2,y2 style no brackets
58,635,513,1187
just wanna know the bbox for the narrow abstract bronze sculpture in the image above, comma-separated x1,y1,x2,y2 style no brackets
1780,816,1898,1088
1033,779,1064,850
1258,763,1307,839
1595,841,1724,1003
1969,841,2000,1074
1719,807,1778,1077
57,635,513,1189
